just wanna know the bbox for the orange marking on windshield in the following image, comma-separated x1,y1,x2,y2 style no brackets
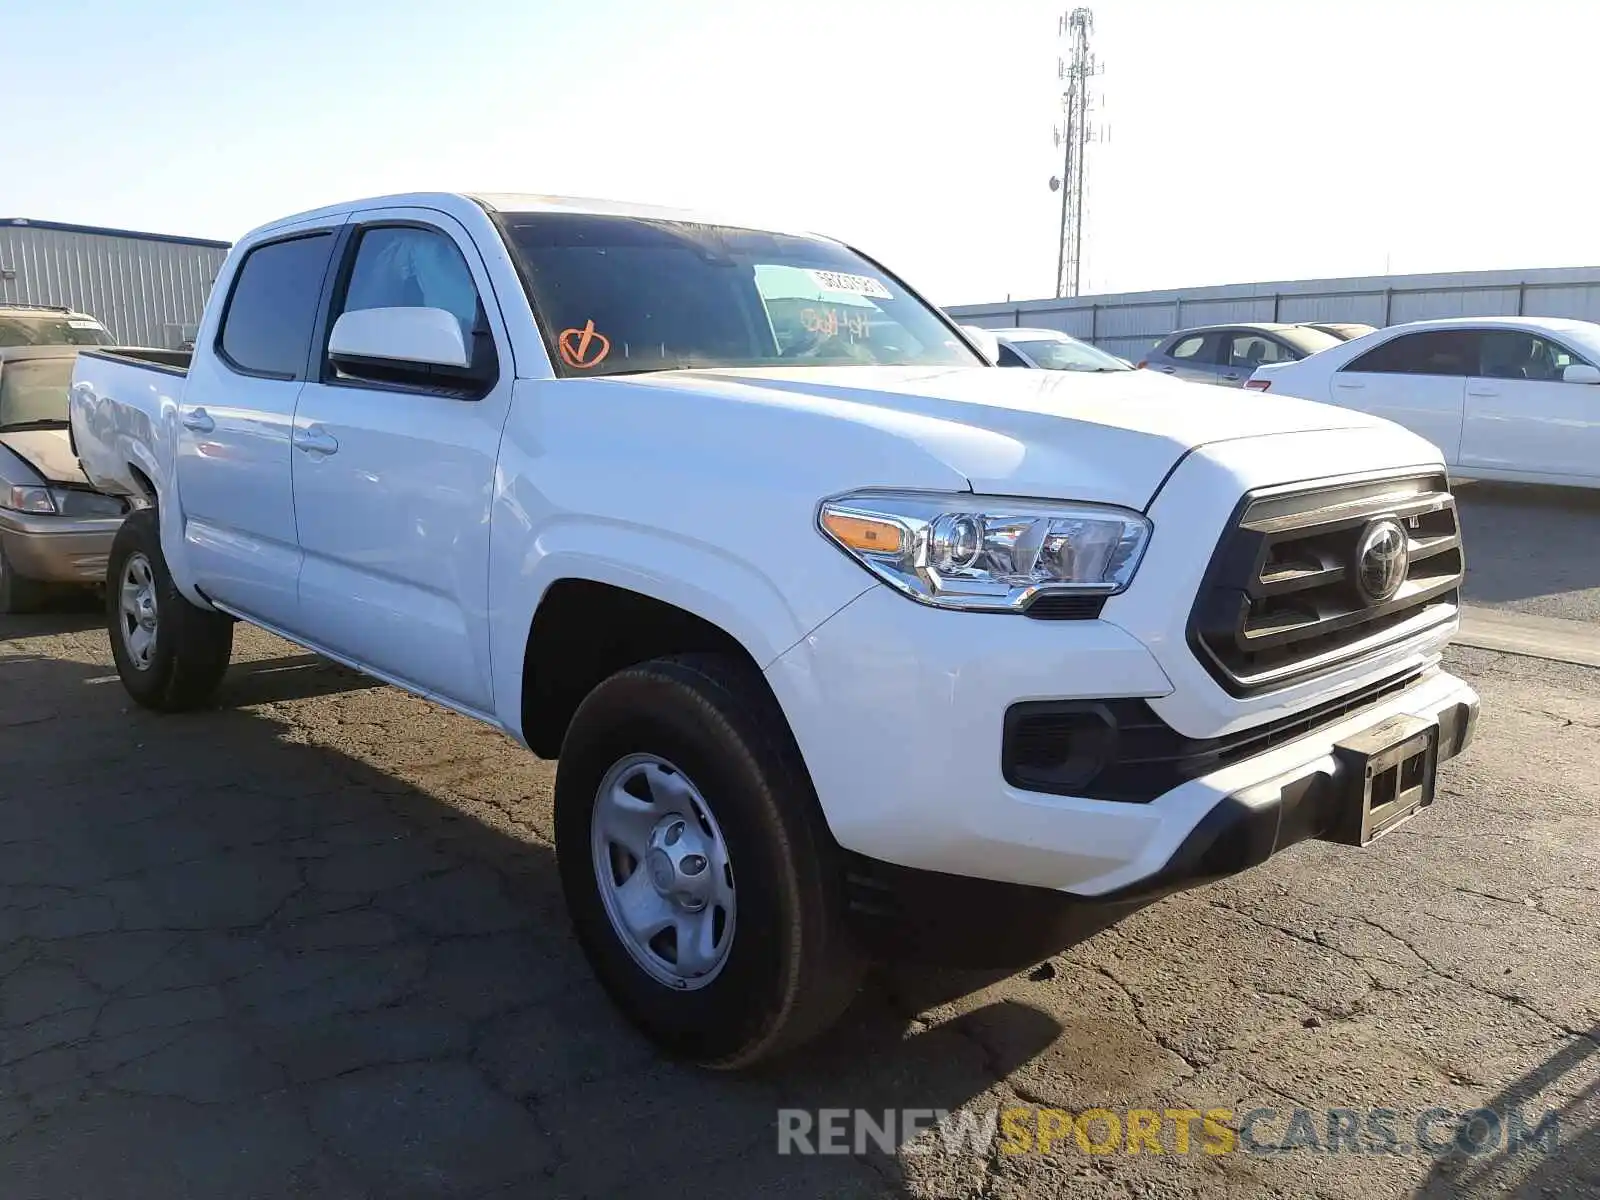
558,320,611,369
800,307,870,340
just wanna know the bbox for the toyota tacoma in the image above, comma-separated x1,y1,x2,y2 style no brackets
69,192,1479,1068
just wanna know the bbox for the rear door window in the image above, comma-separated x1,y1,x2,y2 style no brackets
1343,330,1479,377
217,233,337,379
1167,333,1223,363
1227,333,1298,368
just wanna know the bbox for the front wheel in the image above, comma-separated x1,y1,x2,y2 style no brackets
555,653,863,1069
107,508,234,712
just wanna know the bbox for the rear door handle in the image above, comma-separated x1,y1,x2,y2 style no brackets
1335,379,1365,389
181,407,214,433
1221,372,1242,381
1159,366,1176,374
293,425,339,456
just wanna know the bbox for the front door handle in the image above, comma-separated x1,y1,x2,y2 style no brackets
1466,386,1499,397
293,425,339,456
181,407,214,433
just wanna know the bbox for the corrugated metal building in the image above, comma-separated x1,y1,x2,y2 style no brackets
0,219,231,348
947,265,1600,363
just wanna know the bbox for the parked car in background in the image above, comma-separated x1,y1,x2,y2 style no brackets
989,327,1132,372
0,345,131,610
0,304,115,348
1140,322,1344,386
1246,315,1600,489
1304,322,1378,342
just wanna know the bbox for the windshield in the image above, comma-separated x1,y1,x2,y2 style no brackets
0,357,73,427
1010,337,1130,372
498,213,982,377
0,314,115,348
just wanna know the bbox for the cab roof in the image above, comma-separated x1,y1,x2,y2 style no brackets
249,191,816,243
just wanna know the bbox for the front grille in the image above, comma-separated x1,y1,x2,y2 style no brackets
1189,470,1462,695
1003,666,1428,801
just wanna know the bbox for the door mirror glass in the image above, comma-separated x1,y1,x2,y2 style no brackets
1562,363,1600,385
329,306,471,374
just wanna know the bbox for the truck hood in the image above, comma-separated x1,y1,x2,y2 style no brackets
648,364,1386,509
0,428,92,487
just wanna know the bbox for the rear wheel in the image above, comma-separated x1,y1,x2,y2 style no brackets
0,544,47,615
555,653,863,1069
107,508,234,711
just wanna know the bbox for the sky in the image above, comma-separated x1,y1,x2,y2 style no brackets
10,0,1600,307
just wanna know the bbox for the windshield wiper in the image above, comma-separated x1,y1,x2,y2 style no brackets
0,419,70,432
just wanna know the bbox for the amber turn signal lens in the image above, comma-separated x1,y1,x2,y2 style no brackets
822,512,903,555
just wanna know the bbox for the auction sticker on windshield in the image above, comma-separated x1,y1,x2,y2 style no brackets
808,270,892,300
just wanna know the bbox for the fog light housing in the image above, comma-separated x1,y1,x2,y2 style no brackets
1002,702,1119,794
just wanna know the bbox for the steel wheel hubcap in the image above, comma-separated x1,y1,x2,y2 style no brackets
591,753,736,990
118,553,159,670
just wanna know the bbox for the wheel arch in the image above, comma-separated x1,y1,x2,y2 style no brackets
517,577,787,759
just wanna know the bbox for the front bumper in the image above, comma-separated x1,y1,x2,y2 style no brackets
0,509,122,584
1090,674,1476,902
766,584,1479,899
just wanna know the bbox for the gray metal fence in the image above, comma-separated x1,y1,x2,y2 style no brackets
1,219,231,348
946,265,1600,363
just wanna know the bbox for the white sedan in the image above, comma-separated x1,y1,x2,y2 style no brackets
1247,315,1600,488
960,325,1133,372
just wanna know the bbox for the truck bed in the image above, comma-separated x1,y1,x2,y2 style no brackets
88,346,192,374
68,346,190,503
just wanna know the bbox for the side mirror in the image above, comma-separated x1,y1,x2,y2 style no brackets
960,325,1001,365
329,307,470,372
1563,363,1600,385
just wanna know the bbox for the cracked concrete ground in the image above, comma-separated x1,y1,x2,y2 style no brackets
1,610,1597,1199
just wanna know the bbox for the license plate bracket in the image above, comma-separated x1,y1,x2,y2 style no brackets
1329,714,1439,846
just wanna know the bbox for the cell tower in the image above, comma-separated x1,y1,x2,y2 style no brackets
1050,7,1102,299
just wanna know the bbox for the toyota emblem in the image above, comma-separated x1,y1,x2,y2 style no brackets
1354,518,1409,603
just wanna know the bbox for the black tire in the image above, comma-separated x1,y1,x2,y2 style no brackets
0,543,47,615
555,653,864,1069
106,508,234,712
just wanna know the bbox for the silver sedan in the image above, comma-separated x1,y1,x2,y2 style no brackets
0,346,130,612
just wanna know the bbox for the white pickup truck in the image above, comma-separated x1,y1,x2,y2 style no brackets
70,192,1479,1068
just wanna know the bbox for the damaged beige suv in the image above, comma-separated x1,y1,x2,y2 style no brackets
0,344,131,612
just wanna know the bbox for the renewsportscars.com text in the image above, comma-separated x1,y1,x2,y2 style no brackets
777,1105,1561,1158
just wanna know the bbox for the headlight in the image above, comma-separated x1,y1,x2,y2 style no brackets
3,485,56,514
819,490,1151,612
55,488,127,518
